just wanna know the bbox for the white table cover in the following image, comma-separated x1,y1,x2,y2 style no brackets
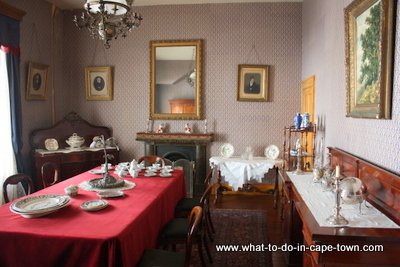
287,172,399,228
209,156,283,191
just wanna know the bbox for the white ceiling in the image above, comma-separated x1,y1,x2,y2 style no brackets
46,0,301,10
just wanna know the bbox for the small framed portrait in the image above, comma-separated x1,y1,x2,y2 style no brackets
26,61,48,100
85,66,113,101
237,64,269,102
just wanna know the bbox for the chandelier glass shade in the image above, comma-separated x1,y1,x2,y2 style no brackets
73,0,142,48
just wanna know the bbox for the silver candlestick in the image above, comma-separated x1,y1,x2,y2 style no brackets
326,172,348,225
293,147,304,175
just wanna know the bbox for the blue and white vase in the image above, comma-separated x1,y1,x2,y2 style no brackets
302,113,310,128
294,113,302,129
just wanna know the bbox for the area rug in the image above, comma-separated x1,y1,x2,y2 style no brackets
189,208,273,267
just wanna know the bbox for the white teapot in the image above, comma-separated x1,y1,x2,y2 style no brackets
66,133,85,149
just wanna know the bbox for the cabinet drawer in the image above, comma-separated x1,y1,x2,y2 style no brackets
61,153,88,163
302,224,319,266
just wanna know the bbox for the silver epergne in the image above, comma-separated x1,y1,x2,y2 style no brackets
326,166,348,225
88,135,125,189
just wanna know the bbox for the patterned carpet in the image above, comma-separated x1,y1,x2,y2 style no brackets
189,208,273,267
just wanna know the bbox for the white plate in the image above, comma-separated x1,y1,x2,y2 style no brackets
44,138,59,151
97,190,124,198
160,173,172,177
89,169,105,174
265,145,280,160
11,194,69,213
80,199,108,211
220,143,234,158
144,173,157,177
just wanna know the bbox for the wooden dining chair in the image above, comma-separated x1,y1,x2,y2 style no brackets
174,159,195,198
174,169,216,237
137,155,166,167
41,162,60,188
137,206,203,267
160,184,214,264
3,174,34,203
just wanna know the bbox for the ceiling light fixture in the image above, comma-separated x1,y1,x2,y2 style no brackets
73,0,142,49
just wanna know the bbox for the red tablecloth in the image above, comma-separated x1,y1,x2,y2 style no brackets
0,168,186,267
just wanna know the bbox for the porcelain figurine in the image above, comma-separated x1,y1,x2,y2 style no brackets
184,123,192,134
156,123,165,133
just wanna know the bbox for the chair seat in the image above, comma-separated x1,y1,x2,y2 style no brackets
175,197,200,213
137,249,185,267
160,218,188,240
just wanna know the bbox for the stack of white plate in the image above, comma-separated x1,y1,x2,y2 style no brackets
10,194,70,218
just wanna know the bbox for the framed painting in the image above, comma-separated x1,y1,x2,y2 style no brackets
237,64,269,102
85,66,113,101
26,62,48,100
345,0,395,119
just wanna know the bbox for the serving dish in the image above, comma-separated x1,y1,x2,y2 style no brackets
11,194,69,213
44,138,59,151
97,190,124,198
80,199,108,211
10,194,70,218
220,143,234,158
265,145,280,160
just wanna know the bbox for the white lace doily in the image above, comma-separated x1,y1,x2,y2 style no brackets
79,179,136,192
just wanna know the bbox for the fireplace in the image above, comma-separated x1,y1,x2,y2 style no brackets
136,132,214,196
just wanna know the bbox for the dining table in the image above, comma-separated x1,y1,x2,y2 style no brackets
0,167,186,267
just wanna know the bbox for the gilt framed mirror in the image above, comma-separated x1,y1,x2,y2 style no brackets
150,39,203,120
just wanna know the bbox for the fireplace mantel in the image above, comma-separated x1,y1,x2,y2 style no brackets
135,132,214,196
136,132,214,144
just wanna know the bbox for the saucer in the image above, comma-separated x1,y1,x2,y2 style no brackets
80,199,108,211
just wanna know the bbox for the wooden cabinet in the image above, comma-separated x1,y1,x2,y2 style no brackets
280,170,303,267
169,99,195,113
30,112,119,189
282,124,315,171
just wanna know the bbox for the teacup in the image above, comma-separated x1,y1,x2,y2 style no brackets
129,169,139,178
117,168,128,178
118,162,130,168
152,163,161,169
65,185,78,196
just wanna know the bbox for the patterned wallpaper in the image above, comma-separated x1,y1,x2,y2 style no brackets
61,3,302,162
6,1,302,173
302,0,400,174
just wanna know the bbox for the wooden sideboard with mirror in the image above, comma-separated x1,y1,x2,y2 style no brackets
30,112,119,189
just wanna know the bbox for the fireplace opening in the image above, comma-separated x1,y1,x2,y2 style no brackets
155,145,196,197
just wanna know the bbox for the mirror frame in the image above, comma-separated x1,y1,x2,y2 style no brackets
150,39,203,120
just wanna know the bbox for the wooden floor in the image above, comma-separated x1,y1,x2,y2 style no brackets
211,193,286,267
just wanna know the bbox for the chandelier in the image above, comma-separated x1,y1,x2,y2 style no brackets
73,0,143,48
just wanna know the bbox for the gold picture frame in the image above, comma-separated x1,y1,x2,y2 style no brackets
85,66,113,101
237,64,269,102
345,0,395,119
26,61,48,100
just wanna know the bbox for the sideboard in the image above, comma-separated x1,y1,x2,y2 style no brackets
30,112,119,189
280,147,400,267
